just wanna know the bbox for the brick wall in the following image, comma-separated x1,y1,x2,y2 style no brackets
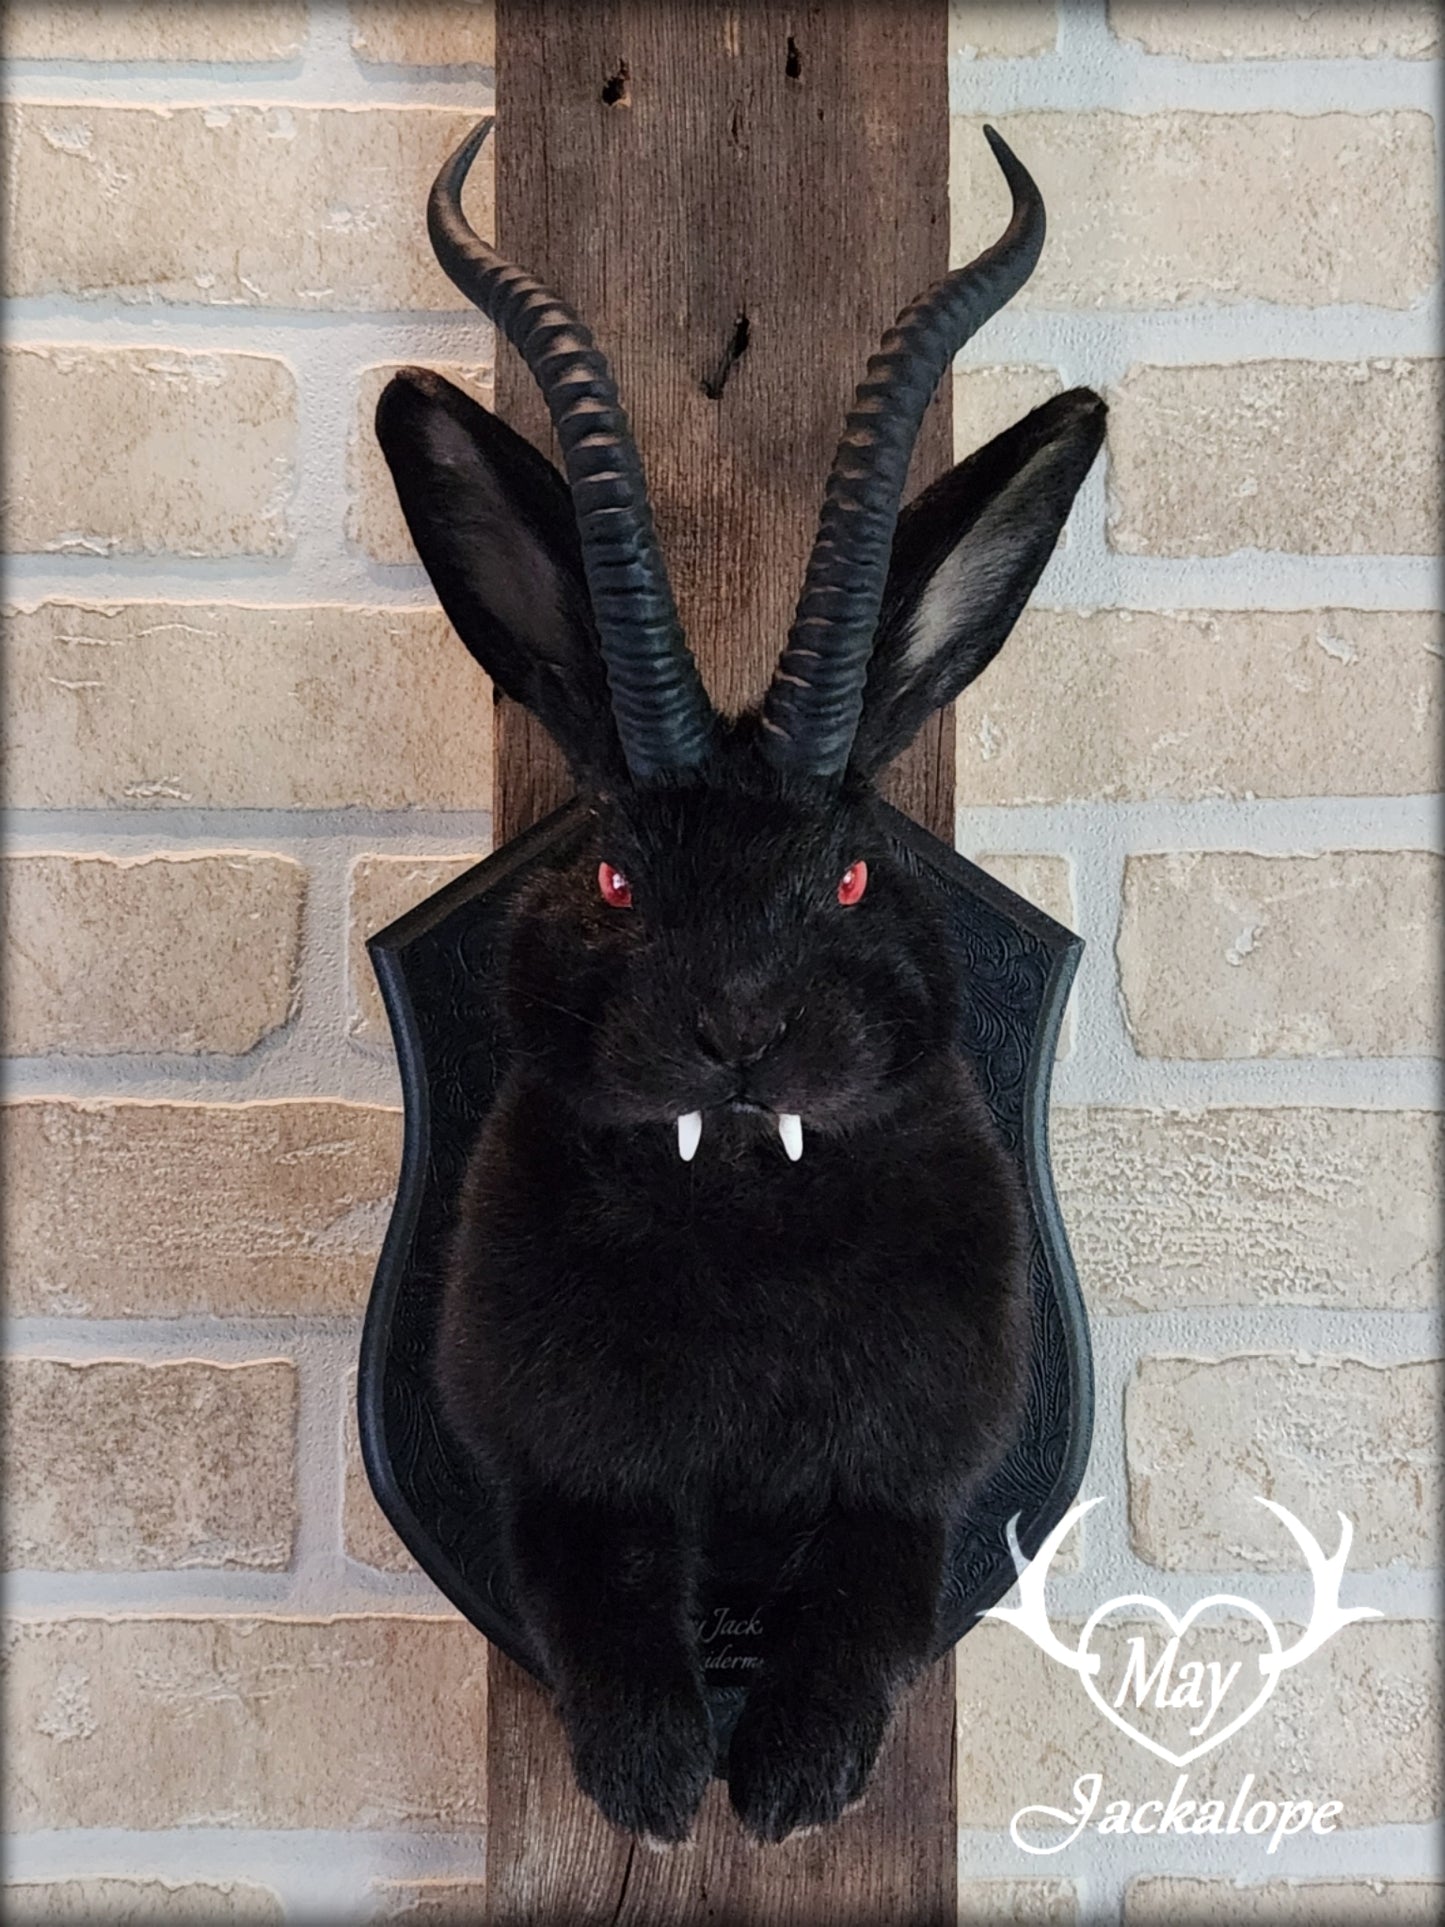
948,4,1442,1922
3,4,495,1920
1,3,1439,1921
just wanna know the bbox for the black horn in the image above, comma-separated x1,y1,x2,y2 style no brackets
428,118,716,782
760,126,1046,779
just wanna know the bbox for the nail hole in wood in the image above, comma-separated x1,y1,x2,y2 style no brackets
785,35,802,81
600,60,631,107
702,314,751,401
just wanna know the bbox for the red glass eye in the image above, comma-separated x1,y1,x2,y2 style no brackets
597,862,633,909
837,860,868,907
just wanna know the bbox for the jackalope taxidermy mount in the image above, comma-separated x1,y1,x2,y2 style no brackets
376,115,1105,1844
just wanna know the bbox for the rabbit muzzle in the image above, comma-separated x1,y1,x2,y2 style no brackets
676,1003,806,1162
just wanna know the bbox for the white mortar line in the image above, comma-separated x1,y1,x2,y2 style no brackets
291,1325,353,1589
3,1571,457,1615
3,1042,1437,1113
288,831,383,1096
8,1318,379,1348
0,1053,404,1108
1,555,439,603
4,1046,1439,1116
10,797,1443,850
1030,1569,1443,1629
8,549,1439,610
8,299,1439,352
1056,1060,1445,1112
1055,556,1441,610
956,1822,1443,1927
0,65,497,107
15,1305,1427,1372
0,811,494,844
1079,1306,1445,1352
950,302,1443,363
4,1827,489,1926
3,0,495,112
953,3,1442,116
955,798,1444,852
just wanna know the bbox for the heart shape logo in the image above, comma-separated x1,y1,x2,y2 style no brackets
1076,1593,1283,1768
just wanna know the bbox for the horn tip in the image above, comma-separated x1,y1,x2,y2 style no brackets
430,115,496,224
979,122,1043,236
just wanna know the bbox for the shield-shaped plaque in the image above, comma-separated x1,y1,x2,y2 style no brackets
358,797,1092,1734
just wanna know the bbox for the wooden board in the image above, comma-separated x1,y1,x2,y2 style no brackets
488,4,956,1918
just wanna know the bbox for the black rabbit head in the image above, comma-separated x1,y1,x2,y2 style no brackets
377,119,1105,1164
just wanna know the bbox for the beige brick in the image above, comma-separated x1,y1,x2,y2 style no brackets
959,609,1444,803
4,104,489,311
949,2,1057,59
349,854,484,1041
370,1880,491,1922
972,853,1073,926
1117,851,1442,1059
2,1099,401,1318
1109,2,1440,60
956,1618,1438,1828
350,0,495,66
1127,1354,1443,1571
953,364,1063,454
958,1882,1075,1923
349,362,495,564
1125,1880,1445,1926
3,601,492,810
3,1359,295,1572
2,346,295,558
971,853,1075,1054
1,853,304,1057
0,4,306,61
954,113,1438,309
3,1880,282,1925
1053,1108,1442,1313
344,1371,414,1573
1108,360,1442,557
4,1615,485,1829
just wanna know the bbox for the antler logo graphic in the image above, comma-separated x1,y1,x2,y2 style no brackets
984,1498,1380,1768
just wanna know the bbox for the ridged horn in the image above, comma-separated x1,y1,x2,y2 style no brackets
429,117,716,782
760,126,1045,778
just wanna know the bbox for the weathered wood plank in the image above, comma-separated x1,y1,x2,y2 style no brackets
489,5,956,1918
494,0,954,843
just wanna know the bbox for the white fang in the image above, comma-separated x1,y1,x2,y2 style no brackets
677,1111,703,1162
777,1113,803,1162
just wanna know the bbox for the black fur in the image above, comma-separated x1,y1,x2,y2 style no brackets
379,365,1105,1843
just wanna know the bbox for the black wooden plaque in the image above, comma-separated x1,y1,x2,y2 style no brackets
358,800,1093,1736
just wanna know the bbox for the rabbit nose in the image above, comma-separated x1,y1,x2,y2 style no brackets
694,1008,790,1069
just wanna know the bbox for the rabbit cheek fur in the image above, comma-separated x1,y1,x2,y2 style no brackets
441,1037,1030,1516
435,776,1032,1842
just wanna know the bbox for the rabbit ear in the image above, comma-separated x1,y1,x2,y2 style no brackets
375,367,626,784
847,388,1106,780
